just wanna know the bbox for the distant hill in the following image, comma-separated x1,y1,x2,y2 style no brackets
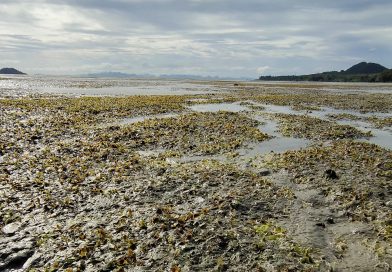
345,62,387,74
0,68,26,75
259,62,391,82
87,72,141,78
85,71,251,81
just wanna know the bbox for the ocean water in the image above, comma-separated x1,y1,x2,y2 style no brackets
0,76,223,96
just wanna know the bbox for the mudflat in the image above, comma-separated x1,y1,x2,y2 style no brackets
1,77,392,271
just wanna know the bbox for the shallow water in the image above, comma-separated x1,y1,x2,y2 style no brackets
308,106,392,119
45,85,215,96
114,100,392,154
241,117,311,157
189,103,313,157
240,137,311,158
336,120,392,150
251,80,392,94
251,103,392,150
0,76,221,96
302,110,392,150
189,101,392,154
188,102,249,112
257,103,299,115
363,128,392,150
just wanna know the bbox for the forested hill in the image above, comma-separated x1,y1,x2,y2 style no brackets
0,68,26,74
345,62,387,74
259,62,392,82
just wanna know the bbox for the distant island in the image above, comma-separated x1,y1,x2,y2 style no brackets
87,71,141,78
259,62,392,82
0,68,26,75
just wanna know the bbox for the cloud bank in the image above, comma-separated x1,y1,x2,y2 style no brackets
0,0,391,77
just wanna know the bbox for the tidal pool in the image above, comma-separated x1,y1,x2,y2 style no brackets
250,102,392,150
188,102,249,112
190,101,392,155
189,103,313,157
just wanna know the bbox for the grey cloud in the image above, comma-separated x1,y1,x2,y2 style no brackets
0,0,391,77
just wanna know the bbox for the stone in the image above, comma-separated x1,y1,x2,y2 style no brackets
0,249,34,271
258,169,271,176
2,222,21,236
22,252,42,270
324,169,338,179
326,217,335,224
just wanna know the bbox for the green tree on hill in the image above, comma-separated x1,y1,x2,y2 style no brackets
378,69,392,82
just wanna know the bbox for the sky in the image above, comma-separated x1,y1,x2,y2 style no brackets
0,0,391,78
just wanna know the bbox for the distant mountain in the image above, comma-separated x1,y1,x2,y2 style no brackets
0,68,26,75
159,74,221,80
258,62,391,82
84,71,251,81
87,72,144,78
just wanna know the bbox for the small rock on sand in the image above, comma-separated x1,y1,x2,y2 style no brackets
2,222,21,236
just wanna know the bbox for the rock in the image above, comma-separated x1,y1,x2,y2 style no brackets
0,249,34,271
326,218,335,224
315,222,326,228
385,201,392,208
258,169,271,176
22,252,42,270
194,196,205,203
324,169,338,179
2,222,21,236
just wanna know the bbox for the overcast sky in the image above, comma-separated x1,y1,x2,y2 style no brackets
1,0,391,77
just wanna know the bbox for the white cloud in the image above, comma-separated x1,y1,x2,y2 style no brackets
256,66,270,74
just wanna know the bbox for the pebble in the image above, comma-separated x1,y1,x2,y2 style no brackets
324,169,338,180
258,169,271,176
2,222,21,236
326,217,335,224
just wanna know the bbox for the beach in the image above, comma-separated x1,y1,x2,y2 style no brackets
1,77,392,271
